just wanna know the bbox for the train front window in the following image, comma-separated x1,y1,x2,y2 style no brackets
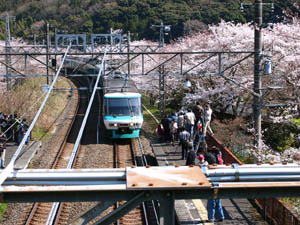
105,98,141,116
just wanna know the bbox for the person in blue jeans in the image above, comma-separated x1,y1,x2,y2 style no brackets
206,149,225,222
207,199,224,222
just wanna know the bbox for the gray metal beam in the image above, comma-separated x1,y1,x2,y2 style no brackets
159,193,175,225
0,51,255,56
3,187,300,204
70,202,115,225
93,192,146,225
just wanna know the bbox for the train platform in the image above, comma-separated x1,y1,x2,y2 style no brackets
151,141,268,225
3,141,41,169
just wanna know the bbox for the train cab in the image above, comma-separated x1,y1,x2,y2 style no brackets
102,76,143,138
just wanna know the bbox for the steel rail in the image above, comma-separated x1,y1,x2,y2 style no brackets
45,49,108,225
113,142,120,225
131,139,150,225
137,137,159,225
23,46,76,225
68,48,107,168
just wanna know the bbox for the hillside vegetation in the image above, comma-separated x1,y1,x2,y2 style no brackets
0,0,299,41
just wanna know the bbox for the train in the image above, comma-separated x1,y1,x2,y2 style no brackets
101,75,143,138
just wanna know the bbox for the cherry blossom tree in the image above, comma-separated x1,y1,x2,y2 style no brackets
130,19,300,119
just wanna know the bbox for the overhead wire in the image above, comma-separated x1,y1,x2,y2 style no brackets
0,41,73,187
45,47,108,225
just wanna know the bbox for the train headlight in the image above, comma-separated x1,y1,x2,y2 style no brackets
129,122,134,127
109,123,118,127
135,123,141,127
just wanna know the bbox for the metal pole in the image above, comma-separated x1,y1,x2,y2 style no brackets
159,65,165,119
46,23,50,85
5,13,11,91
159,22,164,48
127,31,130,75
110,27,113,69
253,0,263,151
54,28,57,82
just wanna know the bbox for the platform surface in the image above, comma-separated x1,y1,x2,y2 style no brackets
4,141,41,169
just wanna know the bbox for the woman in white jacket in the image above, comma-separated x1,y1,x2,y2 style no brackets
203,104,213,136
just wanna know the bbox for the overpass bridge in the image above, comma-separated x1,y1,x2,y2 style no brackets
0,35,298,225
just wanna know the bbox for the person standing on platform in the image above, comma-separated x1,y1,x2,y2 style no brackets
197,140,208,155
203,104,213,136
178,128,191,160
177,111,185,141
162,115,171,142
193,102,204,133
170,118,178,146
0,142,6,169
17,119,29,145
206,148,224,222
156,123,165,142
184,109,196,138
185,143,196,165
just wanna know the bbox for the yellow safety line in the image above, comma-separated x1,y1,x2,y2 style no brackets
193,199,214,224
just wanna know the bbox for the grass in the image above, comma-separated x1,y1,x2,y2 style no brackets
0,204,7,221
281,198,300,217
0,76,72,218
142,95,161,130
31,128,52,145
0,77,71,142
292,118,300,126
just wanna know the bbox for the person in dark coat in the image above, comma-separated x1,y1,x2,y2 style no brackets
186,147,196,166
204,150,217,165
161,116,171,142
17,119,29,145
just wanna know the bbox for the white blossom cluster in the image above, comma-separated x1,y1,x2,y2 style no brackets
130,20,300,116
244,140,300,163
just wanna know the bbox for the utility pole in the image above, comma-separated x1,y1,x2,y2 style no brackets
1,13,15,91
46,23,50,85
127,31,131,75
159,65,165,119
253,0,263,150
152,22,171,48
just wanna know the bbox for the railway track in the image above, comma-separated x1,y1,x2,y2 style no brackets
113,139,146,225
112,138,160,225
23,78,87,225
